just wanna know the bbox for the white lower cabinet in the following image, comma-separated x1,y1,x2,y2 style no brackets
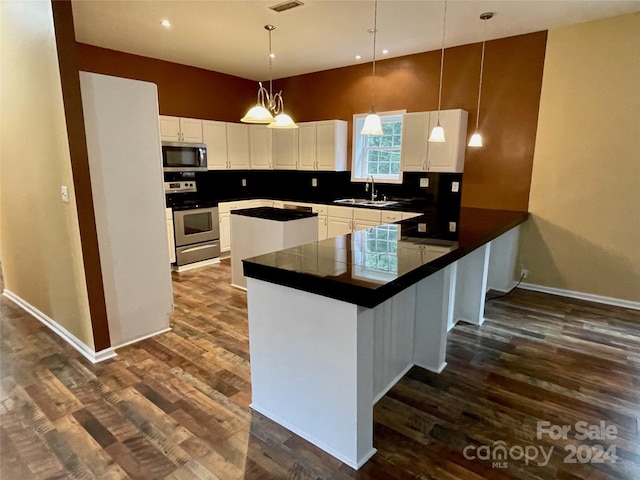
219,213,231,252
318,215,328,240
327,217,352,237
166,208,175,263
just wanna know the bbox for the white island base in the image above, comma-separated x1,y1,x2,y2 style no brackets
246,226,520,469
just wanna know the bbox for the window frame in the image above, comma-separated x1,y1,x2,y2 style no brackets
351,110,406,184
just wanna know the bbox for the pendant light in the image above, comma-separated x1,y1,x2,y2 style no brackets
428,0,448,143
241,25,297,129
361,0,383,136
468,12,493,148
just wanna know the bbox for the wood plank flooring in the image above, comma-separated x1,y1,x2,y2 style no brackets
1,260,639,479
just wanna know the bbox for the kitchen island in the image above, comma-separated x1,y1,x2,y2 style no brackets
243,207,528,469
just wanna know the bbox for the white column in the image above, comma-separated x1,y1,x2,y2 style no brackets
487,225,521,292
452,243,491,328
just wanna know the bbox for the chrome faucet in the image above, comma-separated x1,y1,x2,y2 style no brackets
365,175,376,201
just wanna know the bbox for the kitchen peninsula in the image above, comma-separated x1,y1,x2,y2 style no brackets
243,207,528,469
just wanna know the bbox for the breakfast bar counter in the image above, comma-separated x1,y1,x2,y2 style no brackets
242,207,528,469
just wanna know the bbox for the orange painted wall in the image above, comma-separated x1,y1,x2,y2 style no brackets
278,31,547,210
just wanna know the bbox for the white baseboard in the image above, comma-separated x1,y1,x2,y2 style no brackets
112,327,171,350
2,289,117,363
518,282,640,311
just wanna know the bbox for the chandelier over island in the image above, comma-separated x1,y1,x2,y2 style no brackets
241,25,297,129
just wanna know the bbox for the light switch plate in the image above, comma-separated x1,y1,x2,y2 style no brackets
419,178,429,188
449,221,457,232
418,223,427,233
312,178,318,187
451,181,460,193
61,185,69,203
241,178,247,187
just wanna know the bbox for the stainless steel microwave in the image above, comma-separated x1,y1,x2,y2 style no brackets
161,142,207,172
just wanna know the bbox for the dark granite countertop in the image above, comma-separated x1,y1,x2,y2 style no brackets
232,207,317,222
243,207,528,308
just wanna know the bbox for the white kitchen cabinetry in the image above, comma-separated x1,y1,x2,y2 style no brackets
381,211,403,224
219,213,231,252
297,120,347,171
249,125,272,169
202,120,228,170
327,206,354,237
400,109,468,173
298,122,317,170
316,120,347,171
318,216,329,240
272,129,298,169
159,115,203,143
352,208,382,232
226,123,251,169
166,208,175,263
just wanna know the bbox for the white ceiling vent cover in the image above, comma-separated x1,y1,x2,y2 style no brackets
269,1,304,13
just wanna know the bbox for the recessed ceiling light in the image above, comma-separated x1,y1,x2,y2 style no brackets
269,53,276,59
355,55,362,60
382,49,389,55
161,19,171,28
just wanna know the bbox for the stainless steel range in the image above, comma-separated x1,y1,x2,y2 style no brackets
165,181,221,266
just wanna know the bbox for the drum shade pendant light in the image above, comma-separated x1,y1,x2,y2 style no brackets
361,0,383,136
468,12,493,148
428,0,448,143
241,25,297,129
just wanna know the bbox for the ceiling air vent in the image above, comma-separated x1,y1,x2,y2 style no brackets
269,0,304,13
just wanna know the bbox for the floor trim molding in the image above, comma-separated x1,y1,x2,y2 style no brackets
2,289,117,363
518,282,640,311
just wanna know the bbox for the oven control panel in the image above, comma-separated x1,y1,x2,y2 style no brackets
164,181,196,194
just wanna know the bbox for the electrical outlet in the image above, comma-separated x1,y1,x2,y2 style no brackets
521,268,529,279
418,223,427,233
60,185,69,203
451,181,460,193
419,177,429,188
241,178,247,187
311,178,318,187
448,221,457,232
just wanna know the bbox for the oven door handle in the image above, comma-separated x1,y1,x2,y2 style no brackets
180,244,218,254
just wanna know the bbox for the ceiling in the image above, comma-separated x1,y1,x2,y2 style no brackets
72,0,640,81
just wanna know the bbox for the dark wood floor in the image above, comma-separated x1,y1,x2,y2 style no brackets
1,260,639,479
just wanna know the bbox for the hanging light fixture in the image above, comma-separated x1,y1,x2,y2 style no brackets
361,0,383,136
241,25,297,129
468,12,493,148
428,0,448,143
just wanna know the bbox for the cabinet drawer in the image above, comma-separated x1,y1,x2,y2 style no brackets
352,208,381,223
311,204,327,215
328,205,353,219
402,211,422,220
381,211,403,223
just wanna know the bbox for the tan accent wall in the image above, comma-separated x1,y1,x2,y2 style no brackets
0,0,95,347
521,13,640,302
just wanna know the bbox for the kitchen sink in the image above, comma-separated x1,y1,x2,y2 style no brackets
333,198,399,208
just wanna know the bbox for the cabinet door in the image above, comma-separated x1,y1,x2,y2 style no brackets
327,217,352,237
179,118,203,143
381,211,403,224
400,112,429,172
352,220,379,232
426,109,467,173
202,120,228,170
316,120,347,171
272,129,298,169
166,208,176,263
226,123,251,169
298,122,317,170
318,215,328,240
219,213,231,252
249,125,272,169
159,115,181,142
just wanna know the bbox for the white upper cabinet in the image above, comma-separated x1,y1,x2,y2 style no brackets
316,120,347,171
400,109,468,173
272,128,299,169
249,125,272,169
297,120,347,171
400,112,429,172
202,120,228,170
159,115,203,143
298,122,317,170
226,123,251,169
426,109,468,172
